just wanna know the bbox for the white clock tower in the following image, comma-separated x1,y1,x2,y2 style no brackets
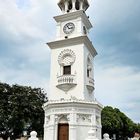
43,0,103,140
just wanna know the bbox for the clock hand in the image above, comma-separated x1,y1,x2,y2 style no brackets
69,27,73,29
67,25,70,29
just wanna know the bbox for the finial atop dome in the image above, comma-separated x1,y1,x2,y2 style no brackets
58,0,89,13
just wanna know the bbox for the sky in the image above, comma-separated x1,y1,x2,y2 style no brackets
0,0,140,123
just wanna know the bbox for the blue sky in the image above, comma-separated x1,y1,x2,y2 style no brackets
0,0,140,123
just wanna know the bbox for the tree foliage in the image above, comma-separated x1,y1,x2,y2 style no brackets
0,82,47,139
101,106,139,139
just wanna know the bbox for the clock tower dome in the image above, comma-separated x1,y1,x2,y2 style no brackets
43,1,103,140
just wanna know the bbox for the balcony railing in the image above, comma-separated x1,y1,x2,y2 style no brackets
56,74,77,92
86,77,94,93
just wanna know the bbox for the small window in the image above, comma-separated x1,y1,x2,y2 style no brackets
63,65,71,75
68,1,72,10
87,56,92,78
87,69,90,77
83,26,87,34
75,0,80,10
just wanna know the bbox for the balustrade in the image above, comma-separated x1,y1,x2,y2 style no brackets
57,74,77,92
86,77,94,93
58,74,76,84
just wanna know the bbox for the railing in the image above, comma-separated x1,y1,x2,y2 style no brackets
86,77,94,92
56,74,77,92
87,77,94,87
57,74,76,85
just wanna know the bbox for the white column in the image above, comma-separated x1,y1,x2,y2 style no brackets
61,7,65,13
65,1,69,12
72,0,76,11
76,17,83,36
56,22,61,40
44,115,49,140
80,1,84,10
98,116,102,139
48,115,55,140
68,109,77,140
44,126,48,140
91,110,96,126
54,116,58,140
91,110,98,137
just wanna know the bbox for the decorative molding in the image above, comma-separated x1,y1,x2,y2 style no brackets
45,116,50,125
54,10,92,30
47,36,97,57
43,99,103,111
51,108,73,113
58,49,76,66
77,114,91,123
56,74,77,92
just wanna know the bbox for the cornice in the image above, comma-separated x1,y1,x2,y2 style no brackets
54,10,92,30
43,98,103,110
47,36,97,57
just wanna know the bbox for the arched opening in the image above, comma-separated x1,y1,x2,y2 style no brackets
57,116,69,140
75,0,80,10
87,57,92,78
63,65,71,75
83,26,87,34
58,49,76,76
58,123,69,140
68,1,72,11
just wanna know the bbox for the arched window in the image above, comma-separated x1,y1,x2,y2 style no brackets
63,65,71,75
68,1,72,11
83,26,87,35
58,115,69,140
87,55,92,78
75,0,80,10
58,49,76,75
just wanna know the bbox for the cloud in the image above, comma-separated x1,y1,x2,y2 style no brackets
0,0,52,90
89,0,140,122
0,62,50,91
0,0,49,41
95,65,140,122
0,0,140,123
90,0,140,70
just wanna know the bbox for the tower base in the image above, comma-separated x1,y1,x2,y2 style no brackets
43,98,103,140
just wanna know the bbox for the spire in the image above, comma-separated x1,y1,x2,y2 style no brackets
58,0,89,13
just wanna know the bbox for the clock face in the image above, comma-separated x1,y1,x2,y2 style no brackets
63,22,75,34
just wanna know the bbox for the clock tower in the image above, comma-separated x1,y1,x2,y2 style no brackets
43,0,103,140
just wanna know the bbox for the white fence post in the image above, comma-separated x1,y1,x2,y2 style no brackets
103,133,111,140
28,131,39,140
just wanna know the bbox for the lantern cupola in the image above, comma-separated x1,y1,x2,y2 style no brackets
58,0,89,13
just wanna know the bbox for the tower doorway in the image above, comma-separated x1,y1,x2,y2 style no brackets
58,123,69,140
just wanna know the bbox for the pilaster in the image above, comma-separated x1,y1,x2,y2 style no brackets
69,108,77,140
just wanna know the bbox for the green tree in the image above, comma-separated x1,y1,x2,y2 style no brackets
0,83,12,139
101,106,123,138
114,108,136,138
0,82,47,139
102,106,139,140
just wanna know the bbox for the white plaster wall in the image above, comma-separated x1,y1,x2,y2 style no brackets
76,126,91,140
43,102,102,140
48,43,96,101
49,44,85,100
83,44,95,101
56,17,86,40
